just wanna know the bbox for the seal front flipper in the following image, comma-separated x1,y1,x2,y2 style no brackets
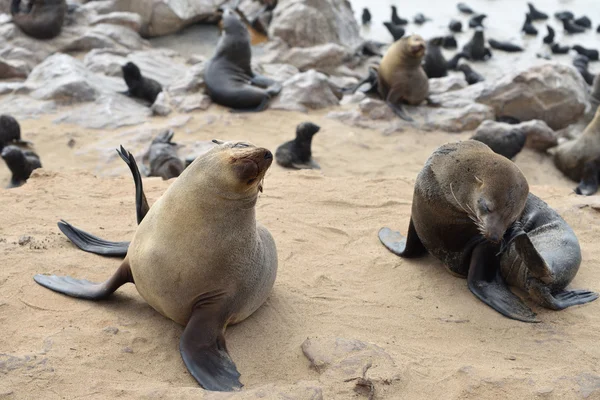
575,158,600,196
58,220,129,257
378,219,427,258
386,100,414,122
468,243,539,323
180,303,242,392
33,262,133,300
116,145,150,224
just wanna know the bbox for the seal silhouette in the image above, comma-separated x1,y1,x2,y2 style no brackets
34,141,278,391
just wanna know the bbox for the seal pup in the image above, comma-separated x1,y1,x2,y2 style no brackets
522,14,538,35
449,19,462,33
205,9,282,112
361,8,371,25
488,39,524,53
11,0,66,40
573,55,595,85
275,122,320,170
462,28,492,61
142,129,185,180
457,63,485,85
574,16,592,29
422,37,448,79
390,6,408,25
554,107,600,195
0,114,30,151
470,127,526,159
383,22,405,42
563,19,586,34
543,25,555,44
551,43,570,54
468,14,486,28
377,34,431,122
527,3,548,20
573,45,599,61
121,62,163,105
457,2,474,15
1,145,41,188
34,141,278,392
378,140,597,322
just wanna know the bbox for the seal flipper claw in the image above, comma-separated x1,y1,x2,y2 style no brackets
58,220,130,257
33,263,133,300
378,219,427,258
180,306,243,392
468,243,539,323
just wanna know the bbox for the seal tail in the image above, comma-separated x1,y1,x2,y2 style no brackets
58,220,129,257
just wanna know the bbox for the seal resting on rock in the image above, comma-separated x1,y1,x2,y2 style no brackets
205,8,282,112
10,0,66,40
1,145,41,188
34,141,278,391
275,122,320,170
142,129,185,180
121,62,163,105
378,140,597,322
554,107,600,195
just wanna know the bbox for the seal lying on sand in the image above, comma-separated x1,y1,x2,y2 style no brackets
378,140,597,322
205,9,281,112
34,141,278,392
142,129,185,180
121,62,163,105
11,0,66,40
275,122,320,170
1,145,41,188
554,107,600,195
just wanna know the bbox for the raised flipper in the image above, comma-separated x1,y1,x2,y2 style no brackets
58,219,129,257
33,262,133,300
116,145,149,224
386,100,414,122
575,158,600,196
468,243,539,323
528,280,599,310
180,303,242,392
378,219,427,258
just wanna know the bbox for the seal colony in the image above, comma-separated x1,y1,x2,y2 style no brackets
34,142,278,392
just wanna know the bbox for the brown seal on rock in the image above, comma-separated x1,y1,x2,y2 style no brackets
142,129,185,180
11,0,66,40
378,140,597,322
34,141,278,392
377,34,432,122
553,107,600,195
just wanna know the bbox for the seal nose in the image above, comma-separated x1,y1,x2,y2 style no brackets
264,150,273,160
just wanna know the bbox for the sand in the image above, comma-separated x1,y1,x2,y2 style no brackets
1,106,600,399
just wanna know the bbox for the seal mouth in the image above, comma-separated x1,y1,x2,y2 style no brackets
234,149,272,191
410,44,425,56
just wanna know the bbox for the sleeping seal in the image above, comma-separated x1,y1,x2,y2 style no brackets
34,141,278,391
11,0,66,39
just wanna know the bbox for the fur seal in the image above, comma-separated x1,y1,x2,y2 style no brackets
563,19,586,34
471,127,526,159
468,14,486,28
551,43,570,54
11,0,66,40
423,37,448,79
543,25,555,44
275,122,320,170
378,140,597,322
390,6,408,25
205,9,281,112
377,34,430,121
449,19,462,33
573,55,595,85
142,130,185,180
573,45,599,61
555,11,574,21
362,8,371,25
488,39,524,53
527,3,548,20
457,63,485,85
462,28,492,61
457,2,474,15
574,16,592,29
554,107,600,195
383,22,405,41
522,14,538,35
441,35,458,50
0,114,30,150
1,145,41,188
121,62,163,105
34,141,278,391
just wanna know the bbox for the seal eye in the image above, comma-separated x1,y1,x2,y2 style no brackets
233,143,250,148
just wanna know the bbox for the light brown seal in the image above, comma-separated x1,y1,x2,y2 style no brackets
553,107,600,195
34,140,278,392
11,0,66,40
377,34,430,121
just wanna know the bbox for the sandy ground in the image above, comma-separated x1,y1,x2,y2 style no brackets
2,106,600,399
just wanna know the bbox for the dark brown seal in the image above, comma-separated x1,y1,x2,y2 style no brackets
11,0,66,40
1,144,41,188
205,8,282,112
121,62,163,105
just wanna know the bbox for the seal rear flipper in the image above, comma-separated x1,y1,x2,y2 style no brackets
116,145,150,224
378,219,427,258
180,307,242,392
386,100,414,122
528,279,599,310
33,262,133,300
468,243,539,323
513,234,554,283
58,220,130,257
575,159,600,196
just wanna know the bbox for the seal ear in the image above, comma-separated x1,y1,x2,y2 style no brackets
212,139,225,145
475,176,484,187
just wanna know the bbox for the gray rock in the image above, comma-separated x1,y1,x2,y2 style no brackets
88,12,143,33
167,62,205,96
263,42,352,72
429,75,469,95
0,57,29,79
151,92,172,116
253,63,299,83
476,63,589,130
474,120,558,152
270,69,340,112
171,93,212,113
